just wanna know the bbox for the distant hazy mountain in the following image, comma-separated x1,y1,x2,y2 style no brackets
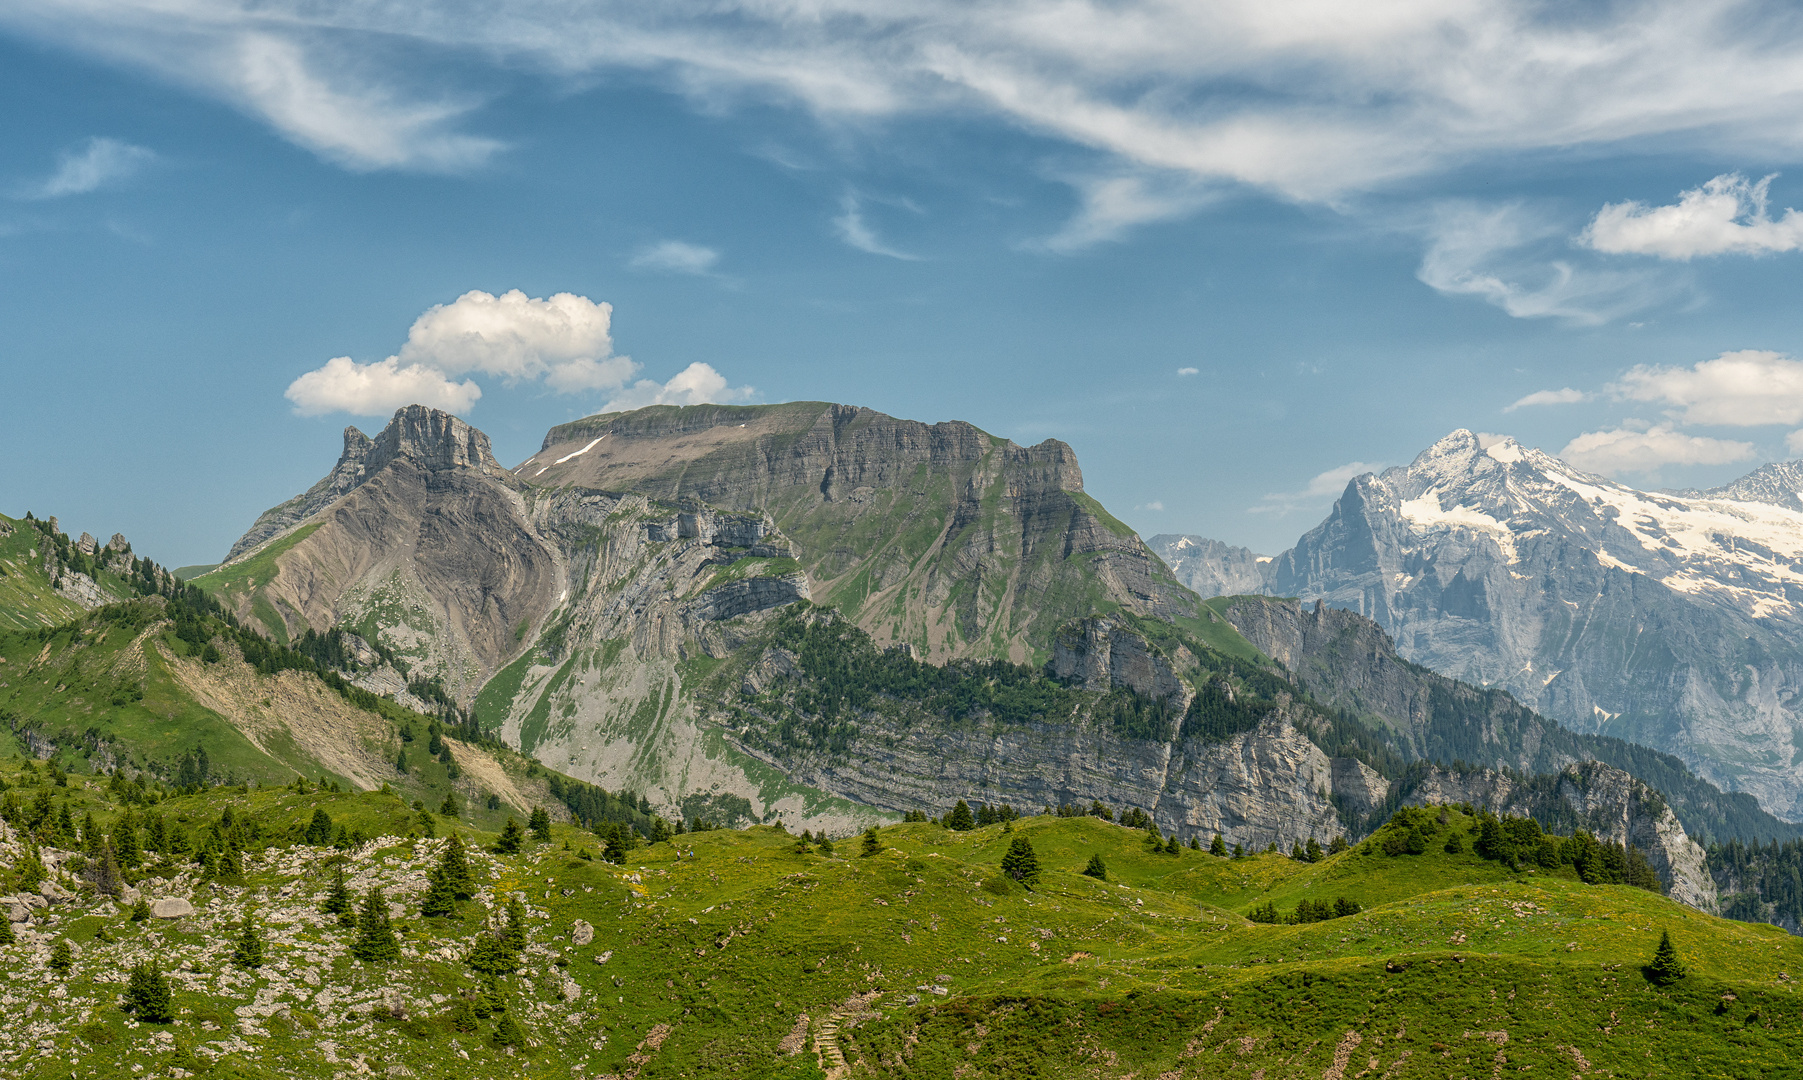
1263,430,1803,820
1146,534,1276,598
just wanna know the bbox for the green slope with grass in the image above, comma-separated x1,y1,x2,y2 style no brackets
1,767,1795,1080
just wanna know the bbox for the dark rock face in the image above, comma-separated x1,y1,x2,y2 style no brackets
1146,534,1276,598
1265,430,1803,820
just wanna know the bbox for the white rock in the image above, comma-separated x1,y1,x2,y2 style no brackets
151,898,195,919
570,920,594,946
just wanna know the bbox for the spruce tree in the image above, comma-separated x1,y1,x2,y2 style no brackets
1329,835,1349,855
1164,835,1181,855
130,898,150,922
350,888,400,962
439,835,475,899
439,794,461,818
602,824,627,865
947,800,975,832
446,996,479,1032
496,817,525,855
49,939,72,974
0,917,14,945
231,917,264,969
1647,930,1686,985
321,864,354,922
502,895,528,952
91,837,124,896
492,1012,527,1049
649,817,671,844
305,808,334,846
15,844,44,891
125,962,174,1023
1082,854,1107,881
860,827,882,857
466,932,520,976
421,865,457,918
1306,837,1325,863
1000,834,1041,887
1210,833,1228,857
529,806,552,843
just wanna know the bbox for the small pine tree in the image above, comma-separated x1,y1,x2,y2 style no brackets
350,888,400,962
466,932,520,976
1306,837,1325,863
321,864,354,919
130,898,150,922
1163,835,1181,855
818,836,835,856
529,806,552,843
860,827,882,857
502,896,528,951
0,917,14,945
1647,930,1686,985
1082,854,1107,881
1000,834,1041,887
305,808,334,846
1444,833,1466,855
421,865,457,918
1329,835,1349,855
394,748,408,775
125,962,175,1023
947,800,975,831
446,996,479,1032
440,835,475,899
1209,833,1228,857
492,1012,527,1049
439,794,461,818
231,917,264,969
496,817,524,855
649,817,672,844
15,844,45,891
49,939,72,974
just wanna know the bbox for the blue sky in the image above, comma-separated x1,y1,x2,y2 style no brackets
9,2,1803,565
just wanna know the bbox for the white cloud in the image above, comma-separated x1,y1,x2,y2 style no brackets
1416,202,1675,324
1583,174,1803,260
1250,460,1381,516
1136,501,1164,511
284,356,481,417
1611,350,1803,427
1558,423,1754,476
20,2,1803,193
600,362,755,413
398,289,636,392
1504,387,1590,412
23,137,154,198
631,240,721,275
834,193,918,260
1036,172,1215,252
1177,367,1199,376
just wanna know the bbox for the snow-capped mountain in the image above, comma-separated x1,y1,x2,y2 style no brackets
1262,431,1803,820
1145,534,1276,599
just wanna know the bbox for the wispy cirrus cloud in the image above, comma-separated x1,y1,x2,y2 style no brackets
17,2,1803,201
20,137,154,199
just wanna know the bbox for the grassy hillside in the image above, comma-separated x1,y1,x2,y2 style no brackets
1,770,1796,1079
0,513,133,631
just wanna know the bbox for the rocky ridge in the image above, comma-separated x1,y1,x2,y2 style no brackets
1146,534,1276,599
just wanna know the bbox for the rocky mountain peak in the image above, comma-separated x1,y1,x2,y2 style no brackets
365,404,504,477
1698,459,1803,512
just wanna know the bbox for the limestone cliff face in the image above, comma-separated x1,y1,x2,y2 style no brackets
1146,534,1276,599
1050,618,1192,706
225,427,375,561
1402,762,1717,911
518,402,1198,662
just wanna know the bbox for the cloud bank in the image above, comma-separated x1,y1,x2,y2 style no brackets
285,289,751,416
1583,174,1803,260
1559,424,1754,476
18,1,1803,196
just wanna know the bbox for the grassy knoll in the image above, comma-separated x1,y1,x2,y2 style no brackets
0,774,1796,1079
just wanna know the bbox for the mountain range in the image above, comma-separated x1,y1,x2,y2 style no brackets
1153,430,1803,822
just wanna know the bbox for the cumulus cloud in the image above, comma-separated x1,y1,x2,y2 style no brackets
1558,424,1754,476
286,289,747,416
284,356,481,417
1583,174,1803,260
600,362,754,413
397,289,635,392
1250,461,1381,516
19,2,1803,195
1504,387,1590,412
1611,350,1803,427
631,240,721,275
1416,202,1676,324
23,137,154,198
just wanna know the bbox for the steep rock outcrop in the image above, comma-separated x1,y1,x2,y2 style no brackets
1050,617,1192,706
226,426,375,560
1147,534,1276,598
1402,761,1717,911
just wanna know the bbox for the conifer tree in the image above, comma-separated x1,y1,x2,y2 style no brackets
1164,835,1181,855
1210,833,1228,857
1082,854,1107,881
446,996,479,1032
321,864,355,923
305,808,334,845
394,748,408,775
1000,834,1041,887
529,806,552,843
649,817,671,844
861,827,882,857
439,835,475,899
1306,837,1325,863
1291,840,1306,860
130,898,150,922
817,835,835,856
350,888,400,962
496,817,525,854
231,917,264,969
1187,836,1201,851
49,939,72,973
947,800,975,831
91,837,124,896
439,794,461,818
503,895,528,952
1232,842,1245,858
55,801,76,846
15,843,44,891
125,962,174,1023
493,1012,527,1049
0,917,14,945
1329,835,1349,855
114,814,142,870
1647,930,1686,985
466,932,520,976
421,864,457,919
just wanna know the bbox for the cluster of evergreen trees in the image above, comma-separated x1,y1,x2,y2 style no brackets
1372,805,1662,891
1248,896,1361,924
1708,838,1803,929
